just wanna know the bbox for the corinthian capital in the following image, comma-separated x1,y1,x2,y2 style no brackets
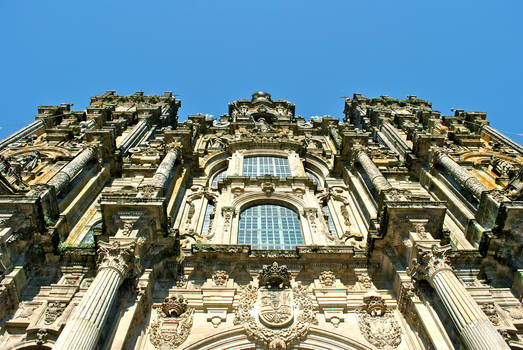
97,241,136,278
409,244,452,285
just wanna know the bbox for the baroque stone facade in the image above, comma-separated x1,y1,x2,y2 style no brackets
0,90,522,349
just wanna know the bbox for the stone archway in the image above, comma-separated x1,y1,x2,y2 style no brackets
182,326,375,350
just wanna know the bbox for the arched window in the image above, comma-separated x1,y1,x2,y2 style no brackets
211,169,227,187
322,203,337,236
238,204,304,249
306,171,320,186
242,156,291,177
201,202,214,235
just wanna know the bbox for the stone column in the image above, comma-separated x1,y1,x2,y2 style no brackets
48,146,97,194
434,151,487,199
354,149,392,194
410,244,508,350
0,119,44,151
151,145,180,193
117,118,150,155
54,241,135,350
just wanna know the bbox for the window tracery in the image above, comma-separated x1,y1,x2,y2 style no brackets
242,156,291,178
238,204,304,249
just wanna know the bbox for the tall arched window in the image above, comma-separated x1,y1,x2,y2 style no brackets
322,203,337,236
306,171,320,186
201,202,214,235
242,156,291,177
211,169,227,187
238,204,304,249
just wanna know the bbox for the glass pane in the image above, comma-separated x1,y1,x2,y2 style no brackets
242,156,291,177
212,170,227,187
322,204,337,235
201,202,214,235
238,204,304,249
306,171,320,185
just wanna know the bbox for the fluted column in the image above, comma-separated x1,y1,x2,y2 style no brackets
434,151,487,199
411,244,508,350
151,146,180,193
54,241,135,350
117,118,150,155
354,149,392,194
48,146,97,194
0,120,44,150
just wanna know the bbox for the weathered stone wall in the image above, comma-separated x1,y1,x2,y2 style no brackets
0,91,521,350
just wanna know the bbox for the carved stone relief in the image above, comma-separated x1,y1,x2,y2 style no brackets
358,293,402,349
44,301,67,325
319,271,336,287
212,270,229,286
234,282,317,349
149,295,194,350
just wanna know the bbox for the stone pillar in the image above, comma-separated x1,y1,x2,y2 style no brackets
151,146,180,193
54,241,135,350
48,146,97,194
354,149,392,194
117,118,150,155
410,244,508,350
0,119,44,151
434,151,487,199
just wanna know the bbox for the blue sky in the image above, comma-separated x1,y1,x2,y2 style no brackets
1,1,522,144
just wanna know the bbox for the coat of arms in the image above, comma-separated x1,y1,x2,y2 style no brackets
149,295,194,350
234,262,317,349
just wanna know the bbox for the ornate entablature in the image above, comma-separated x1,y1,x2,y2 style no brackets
0,90,522,350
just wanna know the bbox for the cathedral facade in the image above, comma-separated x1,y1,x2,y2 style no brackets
0,90,522,349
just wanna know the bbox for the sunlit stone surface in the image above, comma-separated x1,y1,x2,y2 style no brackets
0,91,521,349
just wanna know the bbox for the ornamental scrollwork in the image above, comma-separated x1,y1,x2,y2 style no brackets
149,295,194,350
233,282,317,349
212,270,229,286
358,293,402,349
319,271,336,287
97,241,135,278
44,301,67,325
408,244,452,285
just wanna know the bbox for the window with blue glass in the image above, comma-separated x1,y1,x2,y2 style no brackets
242,156,291,177
322,204,337,235
238,204,304,249
211,169,227,187
201,202,214,235
306,171,320,186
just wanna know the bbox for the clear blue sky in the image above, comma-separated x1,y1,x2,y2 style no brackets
1,1,522,144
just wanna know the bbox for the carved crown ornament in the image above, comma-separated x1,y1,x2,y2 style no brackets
259,262,291,289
